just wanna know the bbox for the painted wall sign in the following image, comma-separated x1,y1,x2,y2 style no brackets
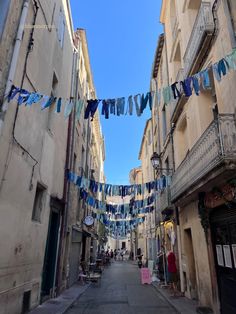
216,245,224,267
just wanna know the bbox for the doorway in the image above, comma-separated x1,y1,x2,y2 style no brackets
211,205,236,314
41,208,61,301
184,228,197,299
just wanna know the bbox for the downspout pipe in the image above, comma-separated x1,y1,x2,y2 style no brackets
0,0,30,132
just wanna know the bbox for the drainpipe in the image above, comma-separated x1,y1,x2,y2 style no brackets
58,50,78,291
0,0,30,132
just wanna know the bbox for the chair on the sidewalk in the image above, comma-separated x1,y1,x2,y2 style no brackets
85,272,101,287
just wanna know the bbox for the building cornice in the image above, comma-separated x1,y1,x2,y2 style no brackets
160,0,167,24
138,118,152,160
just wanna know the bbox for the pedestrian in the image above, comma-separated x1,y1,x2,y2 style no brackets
121,250,124,261
110,249,114,261
167,251,178,296
114,249,117,261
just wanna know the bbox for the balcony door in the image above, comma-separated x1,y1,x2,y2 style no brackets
211,205,236,314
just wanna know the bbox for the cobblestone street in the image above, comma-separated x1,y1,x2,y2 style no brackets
66,262,177,314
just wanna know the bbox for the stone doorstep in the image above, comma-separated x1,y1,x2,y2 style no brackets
29,283,91,314
152,282,198,314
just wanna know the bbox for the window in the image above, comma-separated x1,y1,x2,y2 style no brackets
73,153,77,173
81,146,85,172
32,184,45,222
0,1,10,40
162,105,167,142
165,157,170,175
22,290,31,314
57,8,65,48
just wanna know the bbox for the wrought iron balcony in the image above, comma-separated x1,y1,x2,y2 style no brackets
171,114,236,201
155,186,172,223
183,1,214,77
160,187,171,212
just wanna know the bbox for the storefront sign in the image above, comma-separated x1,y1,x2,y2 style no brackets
141,268,151,284
232,244,236,268
205,184,236,208
216,245,224,266
223,245,232,268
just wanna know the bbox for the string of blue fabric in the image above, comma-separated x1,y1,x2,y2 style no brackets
6,49,236,120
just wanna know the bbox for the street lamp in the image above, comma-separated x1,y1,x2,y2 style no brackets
150,152,172,173
151,151,168,287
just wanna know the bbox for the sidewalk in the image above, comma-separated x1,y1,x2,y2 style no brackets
152,281,198,314
29,283,90,314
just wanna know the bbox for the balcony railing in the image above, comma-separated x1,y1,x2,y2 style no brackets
171,114,236,201
183,1,214,77
159,187,171,211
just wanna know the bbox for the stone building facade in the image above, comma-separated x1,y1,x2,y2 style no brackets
0,2,104,313
138,118,157,262
151,0,236,312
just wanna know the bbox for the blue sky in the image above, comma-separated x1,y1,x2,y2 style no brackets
70,0,163,184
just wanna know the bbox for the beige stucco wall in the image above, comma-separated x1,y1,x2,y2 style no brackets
0,0,74,312
179,201,213,306
159,0,236,311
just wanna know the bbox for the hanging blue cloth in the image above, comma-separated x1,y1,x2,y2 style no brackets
162,86,172,104
212,63,221,82
84,99,100,121
109,99,116,114
116,97,125,116
64,99,74,118
25,92,42,106
180,77,192,97
218,58,229,79
76,99,84,120
102,100,110,119
55,97,62,113
140,93,149,114
225,49,236,70
41,96,56,110
17,89,31,105
192,74,200,96
200,69,211,90
171,82,181,99
7,85,20,102
134,94,141,117
127,95,133,115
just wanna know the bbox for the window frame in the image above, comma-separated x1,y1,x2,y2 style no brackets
32,183,46,223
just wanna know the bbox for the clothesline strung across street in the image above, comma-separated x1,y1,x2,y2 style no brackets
77,185,157,215
5,49,236,121
67,171,170,198
99,213,146,238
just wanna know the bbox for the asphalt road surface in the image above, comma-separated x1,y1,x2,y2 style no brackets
66,261,177,314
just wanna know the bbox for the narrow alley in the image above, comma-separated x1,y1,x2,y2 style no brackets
1,0,236,313
66,261,177,314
